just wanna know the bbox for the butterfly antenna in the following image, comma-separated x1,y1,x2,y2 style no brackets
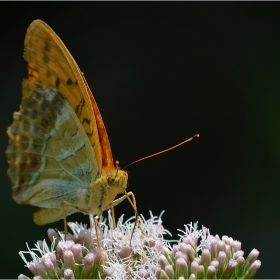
123,134,199,169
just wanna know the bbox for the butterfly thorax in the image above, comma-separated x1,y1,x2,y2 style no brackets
89,169,128,216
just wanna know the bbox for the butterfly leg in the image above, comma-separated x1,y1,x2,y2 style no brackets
61,201,106,265
61,201,74,236
111,207,117,228
61,201,93,236
109,191,147,244
124,191,148,240
93,214,106,264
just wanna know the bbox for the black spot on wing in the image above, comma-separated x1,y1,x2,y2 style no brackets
66,78,73,86
55,77,60,88
86,131,93,137
66,78,78,87
44,40,51,52
82,118,90,125
75,98,85,117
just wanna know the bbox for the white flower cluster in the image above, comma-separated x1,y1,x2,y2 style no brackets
18,211,261,279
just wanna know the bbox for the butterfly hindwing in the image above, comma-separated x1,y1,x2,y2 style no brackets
6,88,98,224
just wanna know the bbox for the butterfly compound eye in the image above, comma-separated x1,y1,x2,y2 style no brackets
115,160,120,167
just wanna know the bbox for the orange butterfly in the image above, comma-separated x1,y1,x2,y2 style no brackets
6,20,132,228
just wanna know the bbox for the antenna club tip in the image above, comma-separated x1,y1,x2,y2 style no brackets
193,134,200,139
115,160,120,167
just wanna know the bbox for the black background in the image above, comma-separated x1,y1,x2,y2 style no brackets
0,2,279,278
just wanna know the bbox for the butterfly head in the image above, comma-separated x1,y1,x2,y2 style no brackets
107,168,128,194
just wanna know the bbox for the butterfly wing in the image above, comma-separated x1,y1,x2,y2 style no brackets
6,20,115,224
23,20,114,172
6,87,98,223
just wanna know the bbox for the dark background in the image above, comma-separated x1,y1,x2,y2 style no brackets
0,2,279,278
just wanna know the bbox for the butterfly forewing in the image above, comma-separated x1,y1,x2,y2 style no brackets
23,20,114,172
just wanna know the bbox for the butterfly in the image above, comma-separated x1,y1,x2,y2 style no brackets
6,20,131,227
